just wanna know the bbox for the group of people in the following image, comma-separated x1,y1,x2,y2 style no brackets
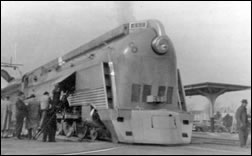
1,88,251,147
1,96,14,138
1,84,62,142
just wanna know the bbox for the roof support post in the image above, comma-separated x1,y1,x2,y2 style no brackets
184,82,251,133
198,88,226,132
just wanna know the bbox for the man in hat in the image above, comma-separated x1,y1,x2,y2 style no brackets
235,99,249,148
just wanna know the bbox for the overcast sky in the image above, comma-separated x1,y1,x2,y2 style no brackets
1,1,251,112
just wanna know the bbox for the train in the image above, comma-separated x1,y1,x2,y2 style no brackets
1,19,193,144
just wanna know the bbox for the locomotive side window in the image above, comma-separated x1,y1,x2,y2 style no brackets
131,84,141,102
142,85,152,102
158,86,166,97
167,86,173,104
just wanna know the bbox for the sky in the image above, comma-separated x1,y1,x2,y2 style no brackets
1,1,251,113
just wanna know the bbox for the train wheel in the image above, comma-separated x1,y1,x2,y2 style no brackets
56,121,64,136
89,128,98,141
66,126,75,137
63,121,72,137
76,124,88,140
196,127,200,132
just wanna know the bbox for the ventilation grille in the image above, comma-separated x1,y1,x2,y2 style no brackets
68,87,107,109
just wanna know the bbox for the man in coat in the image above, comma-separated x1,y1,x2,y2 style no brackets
26,94,40,140
47,84,62,142
1,96,14,138
15,92,27,139
1,97,8,137
235,99,249,148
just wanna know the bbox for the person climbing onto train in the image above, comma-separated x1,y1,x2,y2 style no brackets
60,90,71,113
46,84,62,142
52,84,61,109
235,99,249,148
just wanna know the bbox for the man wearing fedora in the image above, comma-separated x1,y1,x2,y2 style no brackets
235,99,249,148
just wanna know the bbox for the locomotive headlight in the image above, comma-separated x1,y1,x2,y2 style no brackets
152,36,169,55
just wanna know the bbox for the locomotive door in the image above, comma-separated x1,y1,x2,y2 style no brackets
68,63,115,110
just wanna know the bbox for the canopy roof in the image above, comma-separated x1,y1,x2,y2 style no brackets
184,82,251,96
1,79,22,97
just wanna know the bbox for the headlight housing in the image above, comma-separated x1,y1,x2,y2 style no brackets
152,36,169,55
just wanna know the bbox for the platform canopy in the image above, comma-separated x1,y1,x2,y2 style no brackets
184,82,250,132
184,82,251,96
1,79,22,97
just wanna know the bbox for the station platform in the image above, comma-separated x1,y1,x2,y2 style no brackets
192,132,251,146
1,136,251,155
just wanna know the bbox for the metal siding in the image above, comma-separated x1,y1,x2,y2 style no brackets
68,87,107,109
131,84,141,102
76,64,104,90
158,86,166,97
68,63,108,109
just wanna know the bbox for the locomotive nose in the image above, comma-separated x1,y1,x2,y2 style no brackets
147,20,169,55
152,36,169,55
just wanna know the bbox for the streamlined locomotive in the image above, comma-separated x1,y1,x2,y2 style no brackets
1,20,193,144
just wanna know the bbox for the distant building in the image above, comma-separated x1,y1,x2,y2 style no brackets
190,110,210,122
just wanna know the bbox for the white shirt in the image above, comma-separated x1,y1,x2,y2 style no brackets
40,95,50,110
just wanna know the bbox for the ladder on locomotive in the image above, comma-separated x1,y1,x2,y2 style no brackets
103,62,114,109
